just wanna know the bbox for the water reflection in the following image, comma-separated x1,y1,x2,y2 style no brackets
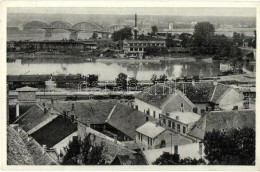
7,59,255,80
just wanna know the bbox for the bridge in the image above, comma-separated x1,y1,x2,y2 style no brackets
23,21,134,40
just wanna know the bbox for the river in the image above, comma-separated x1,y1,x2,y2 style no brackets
7,59,256,81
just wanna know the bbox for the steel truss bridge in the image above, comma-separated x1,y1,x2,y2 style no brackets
23,20,134,40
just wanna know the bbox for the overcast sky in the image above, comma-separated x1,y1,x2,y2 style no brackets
8,7,256,17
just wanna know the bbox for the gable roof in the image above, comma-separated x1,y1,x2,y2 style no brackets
31,115,77,148
16,86,38,92
51,101,117,125
14,104,55,132
136,122,166,138
106,103,156,139
134,84,195,109
188,110,256,140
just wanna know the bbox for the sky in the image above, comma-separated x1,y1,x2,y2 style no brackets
8,7,256,17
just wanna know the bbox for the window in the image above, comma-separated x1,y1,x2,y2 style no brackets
177,124,180,132
172,122,175,129
139,133,143,141
139,48,142,51
147,109,150,115
130,48,133,51
206,107,208,111
134,48,138,51
168,120,171,127
163,118,166,124
181,103,184,108
180,103,184,112
183,126,186,134
153,111,156,118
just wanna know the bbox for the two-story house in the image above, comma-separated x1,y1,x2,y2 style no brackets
134,83,197,120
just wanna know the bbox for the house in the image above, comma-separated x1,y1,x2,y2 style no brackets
123,39,166,58
134,83,197,120
135,122,193,150
172,81,244,114
160,111,201,135
7,126,58,165
104,103,156,141
187,110,255,142
143,142,204,165
110,153,148,165
30,115,77,156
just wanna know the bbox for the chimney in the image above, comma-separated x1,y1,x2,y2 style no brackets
174,145,178,155
27,135,32,142
199,142,203,155
18,127,22,133
42,145,47,153
51,98,54,107
176,116,179,121
166,112,170,117
71,103,75,111
146,116,149,122
43,102,47,113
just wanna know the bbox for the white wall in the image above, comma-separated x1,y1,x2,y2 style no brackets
53,131,78,155
134,98,162,119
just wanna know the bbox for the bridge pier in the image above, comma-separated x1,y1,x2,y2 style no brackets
44,28,53,40
69,31,79,41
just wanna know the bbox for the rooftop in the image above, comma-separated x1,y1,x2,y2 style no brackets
136,122,166,138
106,103,156,139
16,86,38,92
167,111,201,124
14,103,55,132
188,110,256,140
31,115,77,148
51,101,117,125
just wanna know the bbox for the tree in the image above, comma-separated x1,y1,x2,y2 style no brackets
112,27,133,42
179,33,192,48
151,74,157,84
233,32,245,46
91,32,98,39
86,74,99,87
115,73,127,90
204,128,255,165
151,25,158,36
61,134,105,165
190,22,215,55
153,152,206,165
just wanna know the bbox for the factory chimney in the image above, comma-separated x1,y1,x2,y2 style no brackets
134,14,138,39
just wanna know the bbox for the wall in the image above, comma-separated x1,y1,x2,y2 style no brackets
195,103,213,115
53,131,77,155
162,94,194,113
134,98,162,119
219,89,243,107
161,116,190,134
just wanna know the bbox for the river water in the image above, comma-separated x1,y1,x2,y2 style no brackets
7,59,256,81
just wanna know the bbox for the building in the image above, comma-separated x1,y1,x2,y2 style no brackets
134,84,197,120
122,40,166,58
160,111,201,135
30,115,77,156
135,122,193,150
105,103,156,141
169,23,174,30
171,81,244,114
187,110,255,141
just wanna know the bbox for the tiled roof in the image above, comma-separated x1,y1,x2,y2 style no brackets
19,129,58,165
31,115,77,148
134,84,179,108
52,101,117,125
14,104,54,132
136,122,166,138
7,75,50,82
7,126,34,165
188,110,256,140
7,126,57,165
210,84,231,103
106,103,155,139
112,153,148,165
